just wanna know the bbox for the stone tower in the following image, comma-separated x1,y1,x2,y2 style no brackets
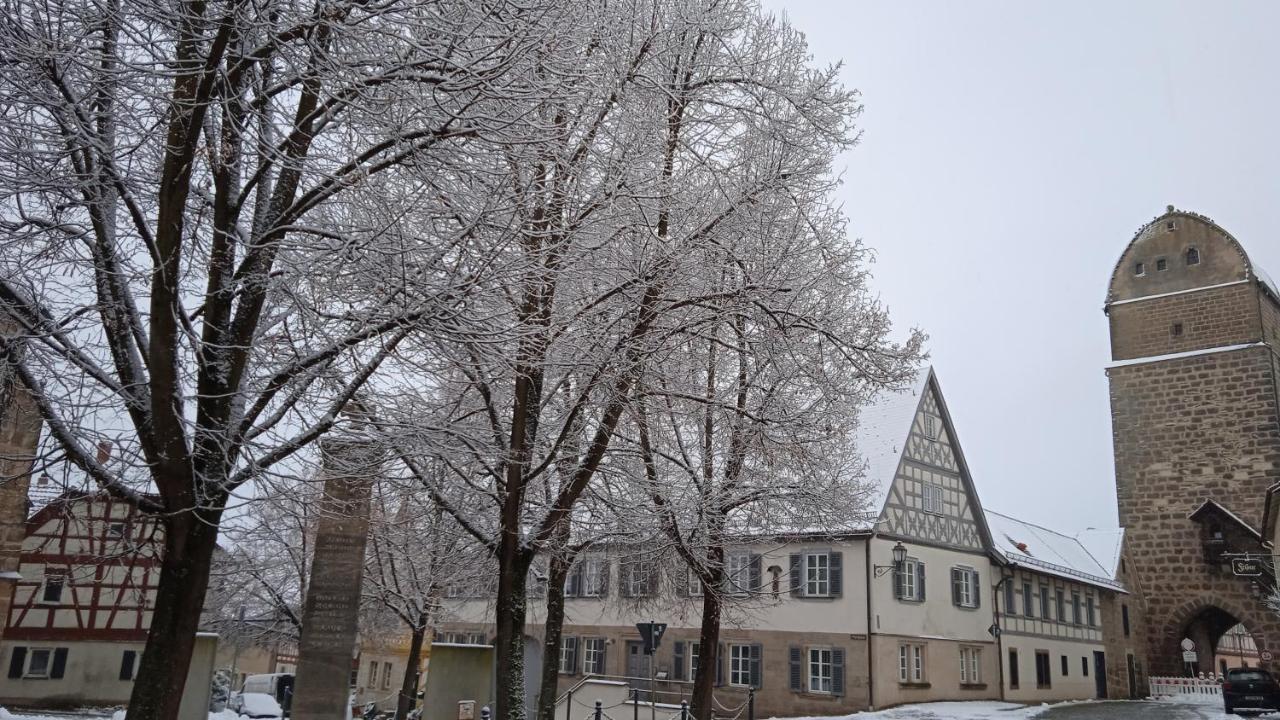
1105,207,1280,676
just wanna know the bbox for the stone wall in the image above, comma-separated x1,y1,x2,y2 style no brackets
1108,281,1260,361
0,316,41,649
1100,542,1149,698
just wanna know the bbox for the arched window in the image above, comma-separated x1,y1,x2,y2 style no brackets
1187,247,1200,266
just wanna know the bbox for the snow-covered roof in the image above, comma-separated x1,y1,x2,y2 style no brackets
1188,499,1262,540
1075,528,1125,578
1255,263,1279,301
984,509,1125,592
852,370,931,528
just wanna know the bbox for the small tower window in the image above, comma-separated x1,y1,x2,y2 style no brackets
1156,257,1168,272
1166,221,1176,231
1134,262,1145,276
1172,322,1184,337
1186,247,1200,265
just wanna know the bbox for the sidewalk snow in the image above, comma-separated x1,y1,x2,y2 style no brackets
3,710,239,720
769,699,1089,720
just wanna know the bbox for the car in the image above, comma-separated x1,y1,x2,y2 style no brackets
1223,667,1280,715
231,691,285,719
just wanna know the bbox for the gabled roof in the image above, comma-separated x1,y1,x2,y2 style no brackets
984,509,1125,592
1075,528,1126,578
852,370,931,528
1188,498,1262,541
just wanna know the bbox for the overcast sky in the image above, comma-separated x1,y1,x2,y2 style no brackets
761,0,1280,532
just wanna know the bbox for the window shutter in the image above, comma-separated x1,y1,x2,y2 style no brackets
567,637,579,675
51,648,68,679
749,644,762,688
829,551,843,597
673,642,685,681
599,643,607,676
599,561,610,598
917,562,926,601
789,554,802,597
788,647,802,691
973,570,981,608
646,563,658,597
749,554,762,592
832,648,846,696
119,650,136,681
951,568,961,606
565,564,581,598
892,565,903,600
619,562,633,598
8,647,25,679
715,643,725,687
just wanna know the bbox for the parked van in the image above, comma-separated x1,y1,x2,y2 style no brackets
242,673,295,717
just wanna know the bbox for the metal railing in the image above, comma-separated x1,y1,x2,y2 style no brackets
555,674,755,720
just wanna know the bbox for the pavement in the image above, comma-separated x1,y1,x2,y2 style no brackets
1038,700,1256,719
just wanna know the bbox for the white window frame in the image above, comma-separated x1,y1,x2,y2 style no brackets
581,557,605,597
807,647,833,694
688,642,700,678
26,648,53,678
627,560,652,597
897,643,925,683
960,647,981,685
804,552,830,597
923,414,937,438
382,661,393,690
899,559,920,601
687,568,703,597
583,637,606,675
922,484,944,515
559,638,577,674
952,566,977,608
726,553,753,595
728,644,752,687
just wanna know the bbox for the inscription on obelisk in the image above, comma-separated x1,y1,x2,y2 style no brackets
292,439,379,719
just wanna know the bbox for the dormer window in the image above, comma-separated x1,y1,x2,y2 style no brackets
1156,257,1168,272
1134,262,1145,276
1186,247,1200,266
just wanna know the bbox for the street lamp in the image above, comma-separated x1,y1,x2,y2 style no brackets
873,542,908,578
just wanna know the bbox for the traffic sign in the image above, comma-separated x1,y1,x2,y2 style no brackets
1263,651,1274,662
1232,558,1265,577
1182,650,1197,662
1181,639,1195,651
636,621,667,655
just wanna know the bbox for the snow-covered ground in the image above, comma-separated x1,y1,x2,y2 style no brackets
769,700,1066,720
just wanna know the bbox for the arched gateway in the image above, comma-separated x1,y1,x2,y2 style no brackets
1104,207,1280,678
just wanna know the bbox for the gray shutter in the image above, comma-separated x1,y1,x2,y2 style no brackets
832,648,845,696
599,561,610,598
51,648,68,679
8,647,25,679
715,643,725,686
951,568,961,606
749,644,762,688
119,650,136,681
567,637,579,675
598,641,607,676
788,647,802,691
619,561,632,598
646,562,658,597
829,551,843,597
973,570,981,608
892,565,903,599
789,554,802,597
749,554,762,592
673,642,686,681
917,562,926,601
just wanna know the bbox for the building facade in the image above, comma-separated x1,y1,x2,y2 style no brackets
1104,207,1280,677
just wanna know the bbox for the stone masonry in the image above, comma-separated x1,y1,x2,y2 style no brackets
0,314,42,649
1105,208,1280,677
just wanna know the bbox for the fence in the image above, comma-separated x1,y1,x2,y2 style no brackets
547,675,755,720
1149,675,1223,703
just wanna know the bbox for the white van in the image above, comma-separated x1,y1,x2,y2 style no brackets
241,673,294,716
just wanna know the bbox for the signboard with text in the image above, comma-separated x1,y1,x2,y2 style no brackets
1232,558,1265,577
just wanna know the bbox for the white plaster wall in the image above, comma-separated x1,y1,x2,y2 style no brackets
1001,634,1105,703
868,538,996,642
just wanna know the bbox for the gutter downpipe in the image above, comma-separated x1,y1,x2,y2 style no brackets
865,535,875,710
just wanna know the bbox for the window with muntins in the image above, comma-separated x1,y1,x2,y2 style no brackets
808,648,833,693
897,559,922,601
1086,596,1096,626
559,637,578,674
1022,582,1033,618
729,645,754,687
1056,589,1066,622
960,647,981,685
583,638,606,675
27,649,52,678
1004,582,1016,615
923,415,937,438
950,567,978,608
581,557,605,597
923,484,944,515
1071,592,1082,625
805,553,829,597
897,644,925,683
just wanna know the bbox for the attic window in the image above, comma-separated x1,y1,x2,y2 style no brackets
923,415,937,439
1166,221,1176,231
1171,322,1184,338
1156,257,1168,272
1134,262,1145,277
1186,247,1200,266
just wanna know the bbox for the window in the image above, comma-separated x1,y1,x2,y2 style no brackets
688,642,700,678
1156,257,1168,272
897,559,922,601
119,650,137,681
26,649,52,678
1022,582,1033,618
1187,247,1200,265
728,644,759,688
382,661,393,690
1061,655,1068,677
559,637,579,674
950,567,978,608
583,638,606,675
922,484,944,515
581,557,606,597
805,553,829,597
1134,262,1145,276
959,647,981,685
368,661,377,687
107,523,126,539
1008,649,1019,689
727,553,753,595
1082,657,1089,677
1035,651,1051,688
1003,582,1016,615
468,633,487,645
1038,586,1050,619
1086,596,1097,627
923,415,937,439
898,644,925,684
1055,589,1065,622
1122,604,1131,636
808,648,833,693
622,558,653,597
1172,322,1184,337
1071,592,1082,625
41,575,64,604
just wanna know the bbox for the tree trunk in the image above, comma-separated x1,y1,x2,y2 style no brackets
689,566,723,720
395,618,428,720
494,547,533,720
125,508,223,720
535,545,573,720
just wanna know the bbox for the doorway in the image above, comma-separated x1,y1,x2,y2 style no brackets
626,641,652,701
1126,653,1137,699
1093,651,1107,699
